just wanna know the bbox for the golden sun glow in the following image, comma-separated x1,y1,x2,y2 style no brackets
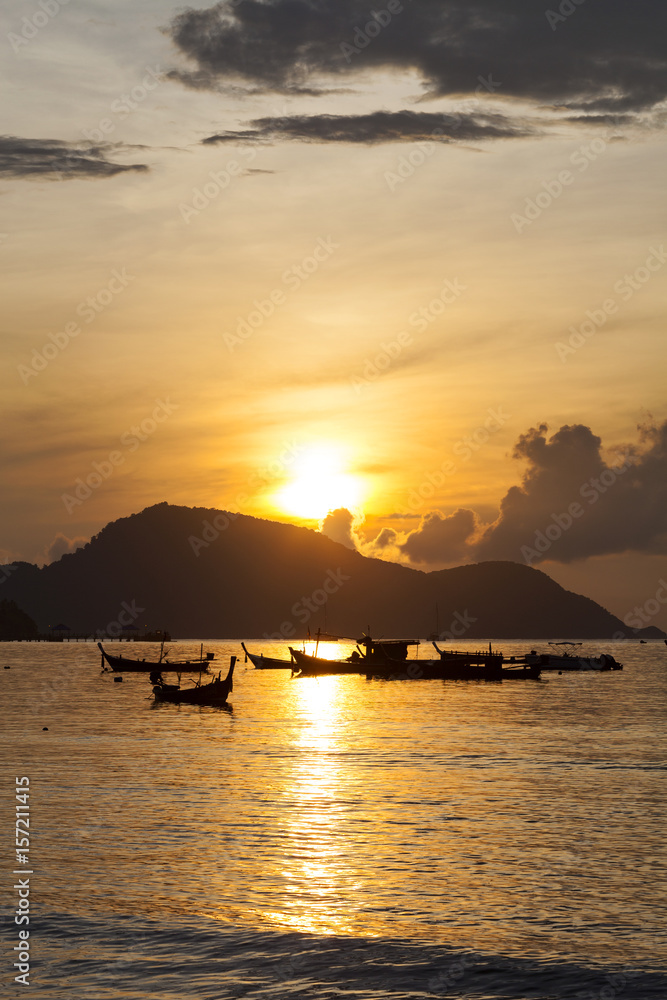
275,444,363,520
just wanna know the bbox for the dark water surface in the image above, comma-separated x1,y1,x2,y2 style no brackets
1,639,665,998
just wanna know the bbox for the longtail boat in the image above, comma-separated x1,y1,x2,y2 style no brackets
98,641,214,673
289,636,420,677
241,642,294,670
242,629,342,669
151,657,235,706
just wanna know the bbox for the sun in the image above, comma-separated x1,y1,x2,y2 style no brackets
275,444,364,520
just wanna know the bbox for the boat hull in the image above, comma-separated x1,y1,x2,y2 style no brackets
367,656,508,681
98,642,213,673
523,653,622,671
289,647,524,681
241,643,293,670
152,658,235,706
152,682,232,706
289,648,366,676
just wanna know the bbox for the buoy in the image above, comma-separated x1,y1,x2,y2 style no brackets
113,676,123,683
4,665,10,669
42,727,48,731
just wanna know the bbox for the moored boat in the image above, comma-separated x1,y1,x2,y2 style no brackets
517,643,623,671
241,642,294,670
289,636,420,677
369,643,540,681
289,647,365,676
151,657,235,706
364,643,507,681
98,641,214,673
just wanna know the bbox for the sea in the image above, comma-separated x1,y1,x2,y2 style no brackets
0,638,665,999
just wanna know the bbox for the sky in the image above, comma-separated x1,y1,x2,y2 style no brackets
1,0,666,631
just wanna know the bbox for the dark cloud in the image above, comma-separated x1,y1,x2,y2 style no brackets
475,420,667,565
399,509,479,565
202,109,535,144
356,420,667,569
564,114,636,127
167,1,667,114
0,136,149,180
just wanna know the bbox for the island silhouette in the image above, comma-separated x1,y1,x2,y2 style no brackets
2,503,663,640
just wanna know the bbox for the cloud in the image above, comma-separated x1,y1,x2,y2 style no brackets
475,420,667,564
358,420,667,569
44,533,87,564
202,109,536,145
399,509,480,565
0,136,149,180
167,1,667,114
322,506,480,566
367,526,400,550
320,507,361,549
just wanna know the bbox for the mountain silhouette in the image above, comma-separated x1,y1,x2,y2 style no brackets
0,599,38,640
3,503,663,640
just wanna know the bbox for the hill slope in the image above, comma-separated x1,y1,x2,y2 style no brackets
3,503,661,640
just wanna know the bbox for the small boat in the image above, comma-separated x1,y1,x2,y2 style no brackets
519,643,623,671
242,628,343,669
151,657,235,706
98,641,214,673
241,642,294,670
289,648,365,675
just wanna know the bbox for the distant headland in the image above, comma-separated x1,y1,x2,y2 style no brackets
1,503,663,641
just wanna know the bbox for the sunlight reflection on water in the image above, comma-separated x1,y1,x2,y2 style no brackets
0,638,665,973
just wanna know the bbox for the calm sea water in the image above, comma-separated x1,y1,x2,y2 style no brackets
1,639,665,999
